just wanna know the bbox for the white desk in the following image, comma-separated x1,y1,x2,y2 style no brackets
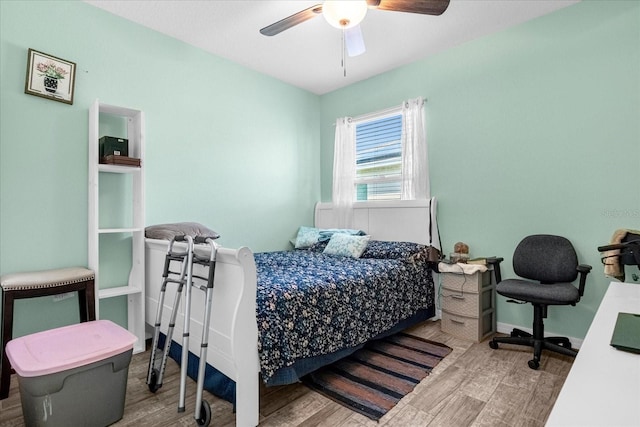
547,282,640,426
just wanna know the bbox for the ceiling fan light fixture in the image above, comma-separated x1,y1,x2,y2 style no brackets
322,0,368,29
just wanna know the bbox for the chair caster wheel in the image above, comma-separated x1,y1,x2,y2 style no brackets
528,359,540,370
489,341,498,349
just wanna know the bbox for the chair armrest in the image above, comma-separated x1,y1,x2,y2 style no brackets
577,264,592,274
486,257,504,284
577,264,592,297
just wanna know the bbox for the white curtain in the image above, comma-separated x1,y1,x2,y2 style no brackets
401,97,429,200
332,117,356,228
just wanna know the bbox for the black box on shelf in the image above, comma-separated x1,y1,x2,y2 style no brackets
99,136,128,157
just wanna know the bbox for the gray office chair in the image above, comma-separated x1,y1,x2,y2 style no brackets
488,235,592,369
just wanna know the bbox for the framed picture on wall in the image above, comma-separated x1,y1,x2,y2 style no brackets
24,48,76,105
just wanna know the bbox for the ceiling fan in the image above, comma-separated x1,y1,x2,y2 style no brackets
260,0,450,59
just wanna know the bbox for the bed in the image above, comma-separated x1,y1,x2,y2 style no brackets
144,199,440,427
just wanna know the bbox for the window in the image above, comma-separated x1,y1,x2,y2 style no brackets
332,97,426,212
354,109,403,201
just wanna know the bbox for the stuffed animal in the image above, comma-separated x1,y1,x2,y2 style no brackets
454,242,469,254
450,242,470,263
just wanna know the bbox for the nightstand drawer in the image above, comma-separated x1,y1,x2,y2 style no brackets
441,289,479,318
441,286,495,318
441,310,495,342
441,270,490,294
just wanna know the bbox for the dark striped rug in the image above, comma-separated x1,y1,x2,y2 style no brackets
301,332,452,421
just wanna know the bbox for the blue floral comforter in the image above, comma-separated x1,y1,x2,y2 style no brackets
255,243,434,383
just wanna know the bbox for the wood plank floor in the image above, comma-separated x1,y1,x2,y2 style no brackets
0,320,573,426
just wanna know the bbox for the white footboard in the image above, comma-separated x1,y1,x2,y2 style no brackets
145,239,259,427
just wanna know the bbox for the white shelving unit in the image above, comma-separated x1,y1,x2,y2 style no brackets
88,99,145,354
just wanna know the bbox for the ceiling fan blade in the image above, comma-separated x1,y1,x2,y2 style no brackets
345,25,366,57
367,0,450,16
260,4,323,36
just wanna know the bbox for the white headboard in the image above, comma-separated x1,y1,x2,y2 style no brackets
314,198,440,249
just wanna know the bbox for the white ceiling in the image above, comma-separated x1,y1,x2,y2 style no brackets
84,0,579,95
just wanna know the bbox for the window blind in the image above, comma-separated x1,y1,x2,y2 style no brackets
355,111,402,200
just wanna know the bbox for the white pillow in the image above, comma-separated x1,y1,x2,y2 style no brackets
323,233,370,258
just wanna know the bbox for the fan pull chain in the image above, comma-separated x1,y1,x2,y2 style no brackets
341,27,347,77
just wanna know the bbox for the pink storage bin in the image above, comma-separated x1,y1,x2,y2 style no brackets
7,319,136,377
6,320,137,427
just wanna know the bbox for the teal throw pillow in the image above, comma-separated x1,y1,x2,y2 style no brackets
294,226,321,249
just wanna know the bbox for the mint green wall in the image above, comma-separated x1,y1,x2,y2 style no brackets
320,1,640,339
1,1,638,346
0,1,320,337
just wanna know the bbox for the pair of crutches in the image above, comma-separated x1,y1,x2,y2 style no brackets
147,234,219,426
